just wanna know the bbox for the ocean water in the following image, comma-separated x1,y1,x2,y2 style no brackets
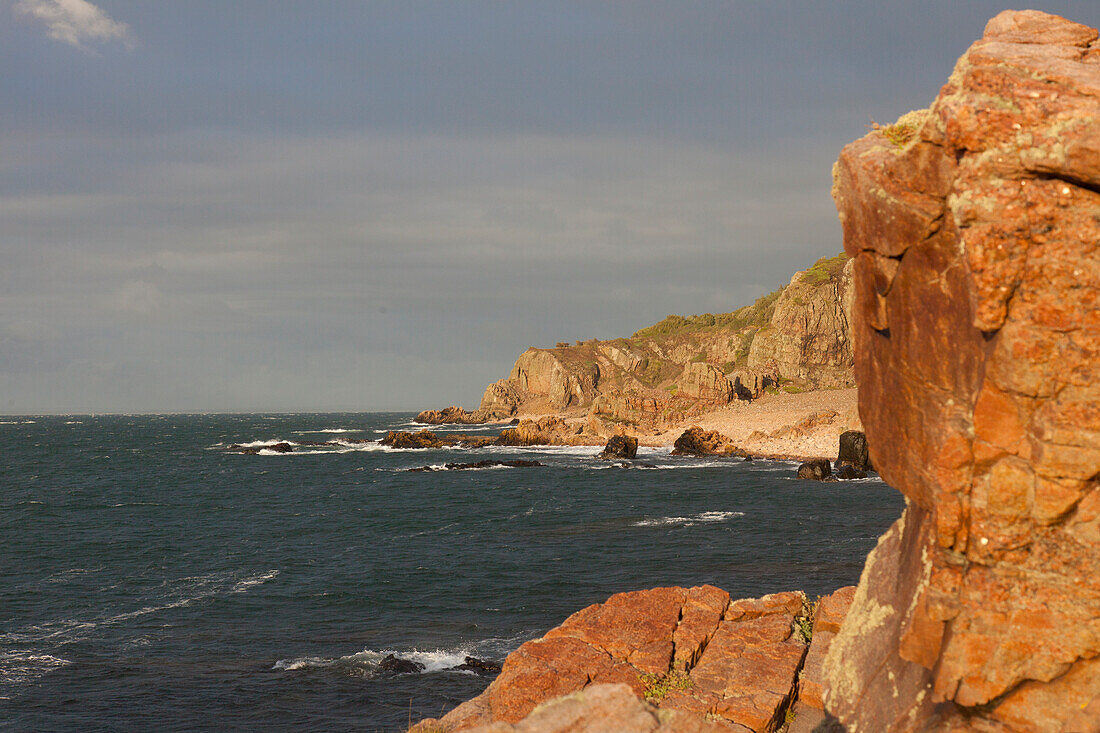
1,414,905,732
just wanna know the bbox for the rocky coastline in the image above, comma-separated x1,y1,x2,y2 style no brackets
406,10,1100,732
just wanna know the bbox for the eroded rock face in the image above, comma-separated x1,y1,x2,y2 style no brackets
410,587,812,732
824,10,1100,731
677,362,735,403
747,259,855,389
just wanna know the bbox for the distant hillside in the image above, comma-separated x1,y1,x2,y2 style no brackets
468,253,854,435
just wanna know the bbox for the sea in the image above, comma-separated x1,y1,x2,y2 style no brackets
1,413,905,732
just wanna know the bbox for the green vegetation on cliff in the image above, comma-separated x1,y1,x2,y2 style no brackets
631,283,785,340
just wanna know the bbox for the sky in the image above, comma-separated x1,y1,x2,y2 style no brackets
3,1,1098,413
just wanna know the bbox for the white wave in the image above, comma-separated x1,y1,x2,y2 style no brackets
233,569,279,592
294,428,361,434
273,633,530,676
0,569,279,648
234,438,294,448
0,651,71,691
632,510,746,528
634,461,731,470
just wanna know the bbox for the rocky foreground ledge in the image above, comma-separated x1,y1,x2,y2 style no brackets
411,585,855,733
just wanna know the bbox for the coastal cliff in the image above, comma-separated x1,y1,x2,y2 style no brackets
423,253,856,437
824,9,1100,731
408,9,1099,733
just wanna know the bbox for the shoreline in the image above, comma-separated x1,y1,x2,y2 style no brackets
484,387,861,462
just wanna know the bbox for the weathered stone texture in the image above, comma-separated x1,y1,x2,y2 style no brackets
411,587,812,732
824,10,1100,731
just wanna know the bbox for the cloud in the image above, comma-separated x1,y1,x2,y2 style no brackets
15,0,132,50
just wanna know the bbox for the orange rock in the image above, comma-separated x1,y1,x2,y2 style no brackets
412,586,811,732
825,9,1100,731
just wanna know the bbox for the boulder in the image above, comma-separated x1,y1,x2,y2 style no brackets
835,430,871,472
597,435,639,460
377,654,424,675
833,465,866,481
669,427,735,456
824,11,1100,731
411,587,812,731
454,656,503,675
796,459,832,481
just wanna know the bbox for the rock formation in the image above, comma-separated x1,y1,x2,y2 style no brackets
824,10,1100,731
598,434,639,460
415,406,488,424
411,586,857,733
670,427,740,457
748,255,854,389
427,255,856,434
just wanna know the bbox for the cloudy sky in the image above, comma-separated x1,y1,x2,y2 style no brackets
3,1,1097,413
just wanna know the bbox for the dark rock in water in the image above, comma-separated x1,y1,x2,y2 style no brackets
743,455,754,462
382,430,444,449
453,656,502,675
597,435,638,460
378,654,424,674
267,442,294,453
836,430,872,472
405,459,544,472
508,418,520,425
797,458,833,481
834,464,867,480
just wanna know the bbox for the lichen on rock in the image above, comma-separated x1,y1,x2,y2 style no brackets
824,9,1100,731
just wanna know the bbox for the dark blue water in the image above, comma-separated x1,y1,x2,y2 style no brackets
1,414,904,731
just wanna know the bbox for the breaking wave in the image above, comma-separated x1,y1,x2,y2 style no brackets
631,510,746,528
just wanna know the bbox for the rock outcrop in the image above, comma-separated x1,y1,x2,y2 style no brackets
824,10,1100,731
412,586,858,733
748,255,855,389
415,406,489,424
598,435,639,460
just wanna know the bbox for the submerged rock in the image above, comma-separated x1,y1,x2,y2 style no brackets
597,435,638,460
453,656,502,675
377,654,424,675
833,464,866,481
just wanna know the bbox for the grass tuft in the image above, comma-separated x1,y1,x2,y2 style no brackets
639,670,693,704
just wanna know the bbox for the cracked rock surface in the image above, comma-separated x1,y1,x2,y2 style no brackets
410,586,856,733
825,9,1100,732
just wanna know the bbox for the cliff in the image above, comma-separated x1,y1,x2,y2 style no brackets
824,10,1100,731
467,253,855,436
